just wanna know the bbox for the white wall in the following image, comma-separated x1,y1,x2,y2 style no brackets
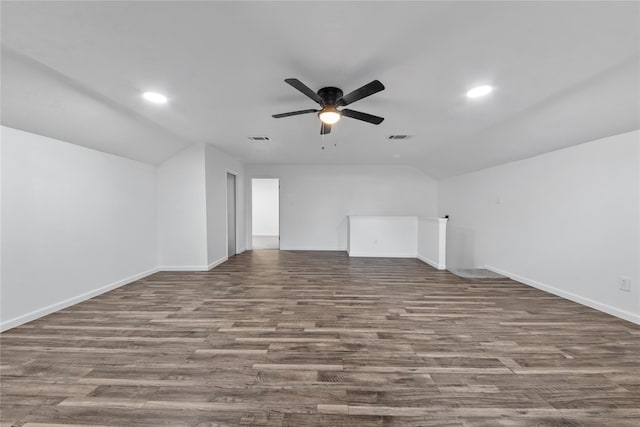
0,129,249,330
1,126,158,330
157,143,246,269
157,143,208,269
348,216,418,257
3,125,635,330
251,178,279,236
205,144,245,265
439,131,640,324
417,217,447,270
246,165,438,250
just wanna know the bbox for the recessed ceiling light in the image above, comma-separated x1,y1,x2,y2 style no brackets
466,85,493,98
142,91,168,104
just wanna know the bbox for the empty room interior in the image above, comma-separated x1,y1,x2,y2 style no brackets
1,1,639,426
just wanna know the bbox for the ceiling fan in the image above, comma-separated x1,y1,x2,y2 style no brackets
272,78,385,134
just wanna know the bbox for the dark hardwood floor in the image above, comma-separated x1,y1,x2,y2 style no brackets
1,250,639,426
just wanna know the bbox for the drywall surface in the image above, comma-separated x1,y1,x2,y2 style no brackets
1,126,158,330
157,143,208,269
245,164,438,250
439,131,640,323
205,144,245,266
348,216,418,257
418,217,447,269
251,178,279,236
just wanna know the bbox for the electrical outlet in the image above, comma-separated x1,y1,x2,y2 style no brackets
619,276,631,292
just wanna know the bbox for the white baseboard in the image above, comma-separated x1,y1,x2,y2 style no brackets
160,256,229,272
0,266,160,332
0,256,238,332
417,255,445,270
281,247,346,251
207,256,228,270
485,265,640,325
348,252,418,258
159,265,209,271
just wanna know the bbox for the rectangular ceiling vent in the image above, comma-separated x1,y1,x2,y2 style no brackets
248,136,271,142
388,134,413,140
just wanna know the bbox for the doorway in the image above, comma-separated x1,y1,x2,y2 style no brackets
252,178,279,250
226,172,237,257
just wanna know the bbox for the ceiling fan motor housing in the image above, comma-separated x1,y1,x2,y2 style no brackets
317,87,343,107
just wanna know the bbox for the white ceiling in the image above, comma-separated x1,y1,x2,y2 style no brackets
2,1,638,178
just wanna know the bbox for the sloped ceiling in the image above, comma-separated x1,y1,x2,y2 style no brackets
1,1,638,177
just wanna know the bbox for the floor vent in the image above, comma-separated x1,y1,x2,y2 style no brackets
248,136,271,141
388,135,413,140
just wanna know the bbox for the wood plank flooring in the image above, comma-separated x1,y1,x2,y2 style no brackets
1,250,639,426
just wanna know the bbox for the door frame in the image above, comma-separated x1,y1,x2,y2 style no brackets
249,177,281,250
225,170,240,256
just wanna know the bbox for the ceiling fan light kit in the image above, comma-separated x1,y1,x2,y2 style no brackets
318,107,341,125
273,78,385,134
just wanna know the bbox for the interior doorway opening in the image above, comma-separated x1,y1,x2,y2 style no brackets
226,172,237,257
252,178,279,250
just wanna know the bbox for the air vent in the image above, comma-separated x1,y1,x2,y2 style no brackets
388,135,413,140
248,136,271,142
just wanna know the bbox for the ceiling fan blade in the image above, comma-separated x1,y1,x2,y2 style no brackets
340,109,384,125
272,109,319,118
285,78,323,104
320,122,332,135
337,80,385,106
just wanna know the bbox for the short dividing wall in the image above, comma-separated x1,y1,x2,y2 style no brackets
347,216,447,269
418,217,448,270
